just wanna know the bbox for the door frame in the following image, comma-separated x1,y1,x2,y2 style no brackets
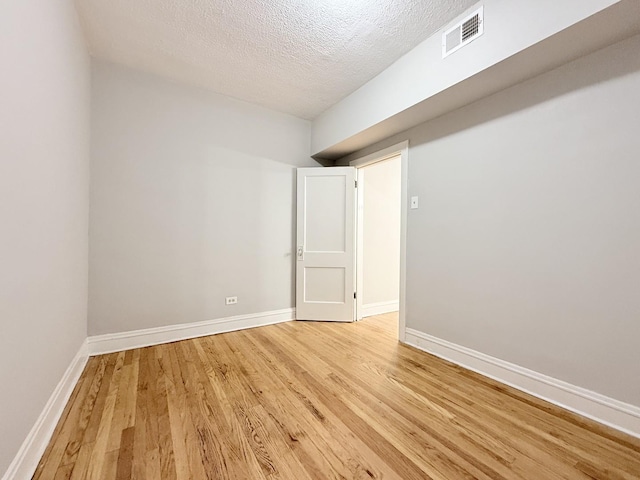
349,141,409,342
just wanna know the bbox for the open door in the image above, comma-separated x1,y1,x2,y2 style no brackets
296,167,357,322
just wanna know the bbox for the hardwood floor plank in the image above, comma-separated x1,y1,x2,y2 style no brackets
130,350,148,480
154,347,178,480
81,354,118,448
85,352,125,480
164,343,208,480
115,427,134,480
139,347,161,478
66,441,94,480
33,313,640,479
99,450,118,480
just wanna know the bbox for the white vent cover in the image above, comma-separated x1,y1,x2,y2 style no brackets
442,6,484,58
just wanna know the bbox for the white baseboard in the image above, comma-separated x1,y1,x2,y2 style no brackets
404,328,640,439
362,300,399,318
87,308,295,355
2,341,89,480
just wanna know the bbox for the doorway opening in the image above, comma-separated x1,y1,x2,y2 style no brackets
351,142,409,341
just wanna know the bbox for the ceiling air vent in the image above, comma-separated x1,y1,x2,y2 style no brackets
442,6,484,58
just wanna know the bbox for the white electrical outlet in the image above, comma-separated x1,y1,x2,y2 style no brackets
225,296,238,305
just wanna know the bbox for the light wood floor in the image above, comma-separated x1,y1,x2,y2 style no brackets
34,313,640,479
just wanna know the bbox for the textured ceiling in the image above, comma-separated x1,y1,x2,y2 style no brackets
76,0,477,119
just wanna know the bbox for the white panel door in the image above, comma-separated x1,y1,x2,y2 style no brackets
296,167,357,322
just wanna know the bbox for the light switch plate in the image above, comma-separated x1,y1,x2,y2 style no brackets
410,196,419,209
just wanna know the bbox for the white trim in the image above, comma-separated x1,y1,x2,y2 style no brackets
350,140,409,341
398,144,408,342
2,341,89,480
355,167,365,321
349,141,407,169
405,328,640,439
88,308,295,355
362,301,399,318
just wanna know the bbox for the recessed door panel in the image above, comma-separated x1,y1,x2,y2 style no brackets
305,176,346,253
304,267,346,303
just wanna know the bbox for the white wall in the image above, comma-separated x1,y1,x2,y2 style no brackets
341,34,640,407
362,157,401,306
89,61,318,336
0,0,90,475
